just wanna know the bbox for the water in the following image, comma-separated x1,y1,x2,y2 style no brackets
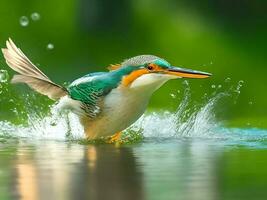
47,43,54,50
0,70,9,83
1,80,267,199
31,12,41,21
19,16,29,27
1,135,267,200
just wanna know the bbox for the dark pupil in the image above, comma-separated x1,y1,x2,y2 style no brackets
147,65,153,70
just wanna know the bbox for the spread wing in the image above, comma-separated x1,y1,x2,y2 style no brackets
67,73,117,118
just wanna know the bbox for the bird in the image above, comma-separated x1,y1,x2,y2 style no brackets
2,38,211,143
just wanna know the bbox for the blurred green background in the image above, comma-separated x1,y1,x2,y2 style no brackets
0,0,267,127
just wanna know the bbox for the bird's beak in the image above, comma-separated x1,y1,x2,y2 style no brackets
165,66,212,79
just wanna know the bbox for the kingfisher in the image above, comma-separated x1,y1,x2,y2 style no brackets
2,38,211,142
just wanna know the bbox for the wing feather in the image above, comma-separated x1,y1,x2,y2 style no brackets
12,75,67,100
68,73,116,118
1,38,67,100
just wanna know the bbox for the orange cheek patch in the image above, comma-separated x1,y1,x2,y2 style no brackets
121,69,149,87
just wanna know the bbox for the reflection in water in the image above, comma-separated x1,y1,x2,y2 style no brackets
71,146,144,200
1,138,267,200
17,162,38,200
13,142,144,200
133,140,220,200
183,142,218,200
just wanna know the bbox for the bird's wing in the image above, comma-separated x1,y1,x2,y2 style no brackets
68,74,117,118
2,38,67,100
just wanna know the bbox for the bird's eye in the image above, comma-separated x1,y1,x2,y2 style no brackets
147,64,154,70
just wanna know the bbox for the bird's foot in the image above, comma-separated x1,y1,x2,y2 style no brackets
107,132,122,144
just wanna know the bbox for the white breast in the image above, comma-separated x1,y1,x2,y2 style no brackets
87,73,176,138
84,88,146,137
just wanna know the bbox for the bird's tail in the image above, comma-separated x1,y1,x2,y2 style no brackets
1,38,68,100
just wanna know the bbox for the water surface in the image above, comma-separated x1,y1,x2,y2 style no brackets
1,80,267,200
1,132,267,200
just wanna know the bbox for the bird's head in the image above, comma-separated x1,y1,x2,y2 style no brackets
109,55,211,91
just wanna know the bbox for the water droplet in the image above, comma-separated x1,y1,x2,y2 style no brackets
225,77,231,83
50,121,57,126
218,84,222,89
211,84,216,89
210,61,213,65
238,80,244,84
170,93,176,98
249,101,253,105
183,80,189,86
47,43,54,50
0,70,9,83
177,90,180,93
233,80,244,94
19,16,29,27
12,108,19,115
31,12,40,21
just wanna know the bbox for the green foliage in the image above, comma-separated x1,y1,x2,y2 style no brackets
0,0,267,126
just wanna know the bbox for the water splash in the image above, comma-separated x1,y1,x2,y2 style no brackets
0,110,83,140
1,78,266,146
132,80,226,138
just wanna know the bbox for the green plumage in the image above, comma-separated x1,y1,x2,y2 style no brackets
66,57,171,117
67,67,134,117
68,73,113,104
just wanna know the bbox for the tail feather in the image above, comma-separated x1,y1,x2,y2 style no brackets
1,38,67,100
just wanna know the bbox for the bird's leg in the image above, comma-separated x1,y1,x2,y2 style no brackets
65,113,72,138
108,132,122,143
